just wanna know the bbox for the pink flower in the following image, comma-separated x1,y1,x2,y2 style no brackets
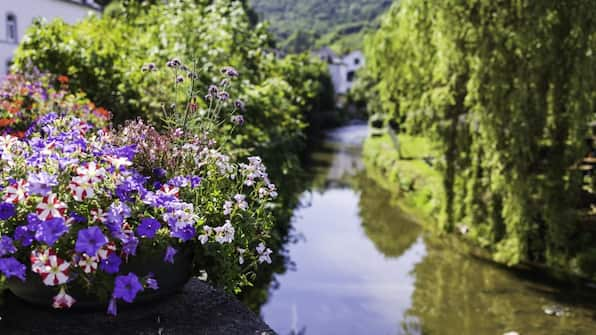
3,179,29,204
36,193,67,220
69,176,95,201
39,255,70,286
52,287,76,309
76,162,106,183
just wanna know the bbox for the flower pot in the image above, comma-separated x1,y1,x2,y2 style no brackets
5,246,193,310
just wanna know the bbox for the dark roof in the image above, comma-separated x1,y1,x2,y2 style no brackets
54,0,102,10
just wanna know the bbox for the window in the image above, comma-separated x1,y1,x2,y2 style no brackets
347,71,355,82
6,13,17,43
5,58,12,74
354,58,360,65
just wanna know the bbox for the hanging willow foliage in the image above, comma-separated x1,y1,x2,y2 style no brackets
365,0,596,271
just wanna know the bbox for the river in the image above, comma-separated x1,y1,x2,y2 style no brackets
259,123,596,335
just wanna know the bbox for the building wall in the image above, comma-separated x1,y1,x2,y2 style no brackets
0,0,99,75
328,50,365,95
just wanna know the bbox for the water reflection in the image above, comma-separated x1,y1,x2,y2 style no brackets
406,237,596,335
259,123,596,335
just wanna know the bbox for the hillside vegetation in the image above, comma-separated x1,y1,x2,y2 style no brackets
249,0,392,53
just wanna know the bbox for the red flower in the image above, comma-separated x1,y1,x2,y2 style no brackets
57,75,69,85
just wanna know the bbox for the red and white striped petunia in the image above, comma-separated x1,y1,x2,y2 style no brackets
96,242,116,261
77,254,99,274
69,176,95,202
90,208,107,224
76,162,106,184
3,179,29,204
30,248,55,274
0,134,19,150
40,255,70,286
36,193,67,220
52,287,76,309
160,184,179,198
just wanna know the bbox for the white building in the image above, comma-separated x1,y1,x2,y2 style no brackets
314,47,365,95
0,0,100,75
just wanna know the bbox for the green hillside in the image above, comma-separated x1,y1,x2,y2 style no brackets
249,0,392,53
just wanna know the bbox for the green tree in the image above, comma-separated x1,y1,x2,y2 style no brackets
366,0,596,272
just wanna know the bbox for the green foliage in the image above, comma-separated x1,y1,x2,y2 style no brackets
249,0,392,52
365,0,596,272
11,0,334,292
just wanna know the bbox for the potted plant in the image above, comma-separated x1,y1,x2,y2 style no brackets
0,60,276,315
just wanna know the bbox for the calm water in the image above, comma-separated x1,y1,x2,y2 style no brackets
260,124,596,335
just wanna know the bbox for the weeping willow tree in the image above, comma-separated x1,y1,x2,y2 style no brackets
366,0,596,272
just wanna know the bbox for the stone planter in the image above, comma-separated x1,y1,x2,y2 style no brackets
5,246,193,309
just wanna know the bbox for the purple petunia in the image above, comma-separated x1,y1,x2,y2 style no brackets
106,202,131,226
170,224,196,242
14,214,41,246
0,236,16,257
146,274,159,290
107,296,117,316
121,234,139,256
0,257,26,281
152,168,166,180
105,202,131,235
27,171,58,196
113,273,143,303
189,175,202,188
164,246,177,264
168,176,189,187
70,213,87,224
35,218,68,246
136,218,160,239
100,253,122,274
0,203,16,220
75,227,108,256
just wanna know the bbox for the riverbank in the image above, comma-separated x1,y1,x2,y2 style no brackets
362,132,443,226
362,132,596,284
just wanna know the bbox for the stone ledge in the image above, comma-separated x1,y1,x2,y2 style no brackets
0,279,275,335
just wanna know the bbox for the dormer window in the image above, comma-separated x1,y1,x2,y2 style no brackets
6,14,17,43
354,58,360,65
